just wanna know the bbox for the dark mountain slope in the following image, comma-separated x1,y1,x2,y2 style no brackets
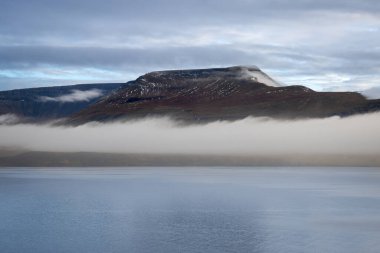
69,66,380,123
0,83,124,122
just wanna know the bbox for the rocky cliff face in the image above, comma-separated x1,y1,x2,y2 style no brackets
68,66,380,123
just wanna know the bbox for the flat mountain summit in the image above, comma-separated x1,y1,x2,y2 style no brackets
68,66,380,123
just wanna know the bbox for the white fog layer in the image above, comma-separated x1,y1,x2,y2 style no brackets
0,113,379,156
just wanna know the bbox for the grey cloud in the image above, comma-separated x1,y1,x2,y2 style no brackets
0,0,379,48
2,1,379,30
0,0,379,92
0,45,270,70
1,43,379,93
1,43,377,78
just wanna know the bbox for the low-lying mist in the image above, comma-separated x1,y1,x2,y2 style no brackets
0,113,379,157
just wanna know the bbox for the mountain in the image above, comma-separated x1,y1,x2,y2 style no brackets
68,66,380,124
1,66,379,125
0,83,124,122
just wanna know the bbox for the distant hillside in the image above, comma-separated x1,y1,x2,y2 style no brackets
0,83,124,122
0,151,379,167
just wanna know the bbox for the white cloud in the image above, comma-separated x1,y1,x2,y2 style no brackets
38,89,104,103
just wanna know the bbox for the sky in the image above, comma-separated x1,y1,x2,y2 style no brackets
0,0,379,95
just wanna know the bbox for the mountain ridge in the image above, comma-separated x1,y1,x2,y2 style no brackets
68,66,380,124
1,66,379,124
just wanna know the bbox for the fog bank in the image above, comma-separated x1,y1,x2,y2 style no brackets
0,113,379,156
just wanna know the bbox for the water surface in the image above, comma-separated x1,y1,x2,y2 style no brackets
1,167,380,253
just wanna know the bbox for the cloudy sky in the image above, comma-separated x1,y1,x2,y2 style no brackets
0,0,379,96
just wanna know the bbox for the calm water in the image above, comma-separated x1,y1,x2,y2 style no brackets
1,167,380,253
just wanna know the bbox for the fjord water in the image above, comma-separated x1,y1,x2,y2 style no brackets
1,167,380,253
